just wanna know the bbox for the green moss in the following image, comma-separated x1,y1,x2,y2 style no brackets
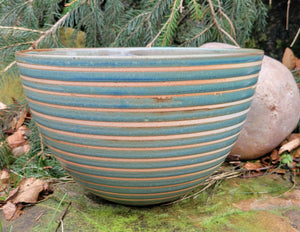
0,75,25,104
28,174,295,232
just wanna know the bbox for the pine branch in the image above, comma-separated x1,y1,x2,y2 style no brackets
159,0,181,46
207,0,239,47
32,12,70,48
0,41,35,51
217,8,236,40
112,11,150,46
0,26,44,34
180,22,215,47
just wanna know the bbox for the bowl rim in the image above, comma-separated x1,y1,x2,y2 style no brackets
15,47,264,60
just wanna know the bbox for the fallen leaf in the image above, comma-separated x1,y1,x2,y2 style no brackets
270,149,280,164
2,201,23,221
5,187,19,202
273,168,287,174
282,47,296,70
296,58,300,76
6,129,26,149
287,133,300,141
14,108,28,131
0,170,10,192
12,143,31,158
10,178,44,204
279,136,300,154
244,162,264,171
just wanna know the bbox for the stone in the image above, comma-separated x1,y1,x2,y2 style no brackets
200,42,300,160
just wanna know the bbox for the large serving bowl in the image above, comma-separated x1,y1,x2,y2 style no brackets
15,47,263,205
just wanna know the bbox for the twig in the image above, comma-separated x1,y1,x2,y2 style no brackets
35,211,45,221
286,0,290,30
0,26,44,34
55,201,72,232
207,0,239,47
163,170,241,205
2,12,70,73
218,9,237,40
0,41,35,51
2,61,16,73
146,18,169,47
180,22,215,46
179,0,184,13
32,12,70,49
290,27,300,47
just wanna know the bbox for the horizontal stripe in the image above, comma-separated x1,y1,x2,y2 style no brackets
88,189,186,203
43,132,239,151
36,120,245,141
31,108,249,128
63,163,220,181
23,84,256,98
17,60,262,72
48,143,233,163
55,153,227,173
71,175,208,190
26,96,253,113
20,73,258,87
81,180,204,197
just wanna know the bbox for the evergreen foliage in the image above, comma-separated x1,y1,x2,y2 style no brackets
0,0,268,85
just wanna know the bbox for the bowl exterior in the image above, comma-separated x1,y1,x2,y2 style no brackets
16,48,263,205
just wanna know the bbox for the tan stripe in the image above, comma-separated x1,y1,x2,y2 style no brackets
17,61,262,72
31,109,249,128
23,84,256,98
82,180,204,197
72,175,207,189
26,96,253,113
20,73,258,87
55,153,227,173
43,132,239,151
89,190,186,202
48,143,233,162
64,163,221,181
36,121,245,141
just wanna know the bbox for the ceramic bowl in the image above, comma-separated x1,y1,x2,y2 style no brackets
15,47,263,205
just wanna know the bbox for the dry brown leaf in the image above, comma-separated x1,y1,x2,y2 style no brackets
11,178,44,204
282,47,296,70
2,201,23,221
287,133,300,141
12,144,31,158
0,170,10,192
6,130,26,149
3,201,17,220
14,108,27,131
270,149,280,164
278,136,300,154
5,187,19,202
296,58,300,76
244,162,264,171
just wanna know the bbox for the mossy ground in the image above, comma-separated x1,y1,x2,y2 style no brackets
1,173,299,232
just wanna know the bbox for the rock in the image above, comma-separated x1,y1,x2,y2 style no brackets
200,42,300,160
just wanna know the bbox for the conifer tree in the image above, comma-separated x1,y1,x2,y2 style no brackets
0,0,268,87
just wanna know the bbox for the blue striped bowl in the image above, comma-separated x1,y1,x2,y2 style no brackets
15,47,263,205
